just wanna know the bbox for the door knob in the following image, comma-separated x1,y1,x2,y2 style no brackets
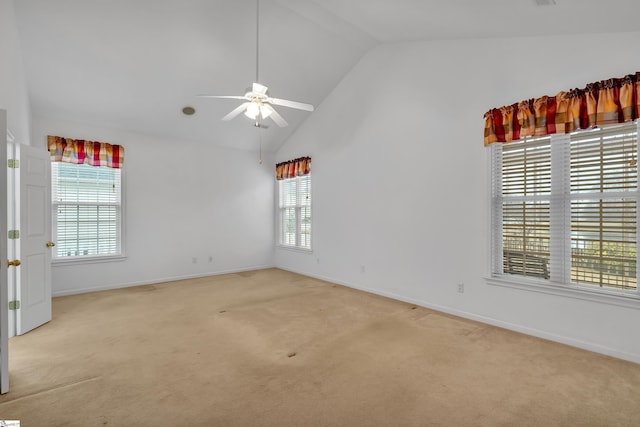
46,241,56,248
7,260,21,267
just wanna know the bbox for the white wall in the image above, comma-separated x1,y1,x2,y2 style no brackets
275,32,640,362
33,116,274,295
0,0,32,145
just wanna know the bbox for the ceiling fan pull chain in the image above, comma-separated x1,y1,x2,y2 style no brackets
259,131,263,164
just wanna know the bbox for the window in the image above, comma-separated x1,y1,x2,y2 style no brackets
491,121,639,294
278,174,311,250
51,162,123,260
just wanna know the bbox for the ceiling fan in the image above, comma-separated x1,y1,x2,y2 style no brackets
198,0,314,128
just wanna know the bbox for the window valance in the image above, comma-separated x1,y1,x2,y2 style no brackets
47,135,124,168
275,156,311,181
484,71,640,146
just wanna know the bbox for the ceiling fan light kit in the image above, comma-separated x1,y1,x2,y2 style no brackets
245,100,272,120
197,0,314,128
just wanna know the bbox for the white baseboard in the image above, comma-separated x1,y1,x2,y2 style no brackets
52,264,275,297
277,266,640,365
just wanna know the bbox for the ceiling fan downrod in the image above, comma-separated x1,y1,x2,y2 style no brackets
255,0,260,84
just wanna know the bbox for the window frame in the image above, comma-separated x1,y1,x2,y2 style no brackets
277,173,312,252
487,121,640,305
51,162,126,265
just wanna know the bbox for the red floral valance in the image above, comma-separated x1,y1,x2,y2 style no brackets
275,156,311,180
484,72,640,146
48,135,124,168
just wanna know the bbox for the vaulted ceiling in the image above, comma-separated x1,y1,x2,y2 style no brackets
13,0,640,152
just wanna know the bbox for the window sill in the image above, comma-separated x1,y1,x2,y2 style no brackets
276,245,313,254
485,275,640,310
52,254,127,266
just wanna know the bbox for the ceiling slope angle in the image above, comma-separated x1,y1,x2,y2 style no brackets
13,0,371,153
17,0,638,152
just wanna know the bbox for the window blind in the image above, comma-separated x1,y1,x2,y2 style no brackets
491,121,639,292
52,162,122,258
279,174,311,249
570,124,637,290
498,136,552,278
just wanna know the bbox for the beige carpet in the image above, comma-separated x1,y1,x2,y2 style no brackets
0,268,639,426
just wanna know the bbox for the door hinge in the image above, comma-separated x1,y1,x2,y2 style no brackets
8,230,19,239
8,301,20,310
7,159,19,168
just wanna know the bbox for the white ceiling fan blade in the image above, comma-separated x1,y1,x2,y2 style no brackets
197,95,247,100
222,102,250,121
262,104,288,127
252,83,268,96
269,97,314,112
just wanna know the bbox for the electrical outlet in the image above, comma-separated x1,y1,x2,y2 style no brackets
457,282,464,293
192,257,197,264
208,256,213,263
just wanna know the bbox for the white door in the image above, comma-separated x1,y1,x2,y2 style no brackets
15,143,52,335
1,110,9,393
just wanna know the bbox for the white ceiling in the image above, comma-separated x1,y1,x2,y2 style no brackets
13,0,640,152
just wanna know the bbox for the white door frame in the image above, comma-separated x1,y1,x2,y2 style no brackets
1,110,9,393
6,142,17,339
